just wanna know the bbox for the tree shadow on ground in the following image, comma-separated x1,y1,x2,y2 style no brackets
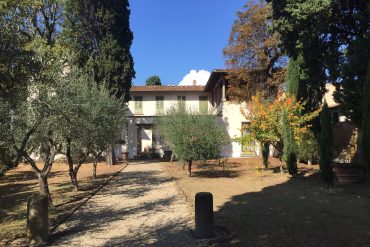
49,167,190,246
102,170,178,199
215,174,370,247
192,169,242,178
50,195,178,242
0,170,64,220
191,162,244,178
102,218,194,246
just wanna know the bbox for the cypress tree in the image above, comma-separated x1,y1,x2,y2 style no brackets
282,109,298,176
64,0,135,165
286,54,307,102
361,61,370,179
64,0,135,102
319,101,334,186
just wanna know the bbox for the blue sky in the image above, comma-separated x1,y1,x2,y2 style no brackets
130,0,247,86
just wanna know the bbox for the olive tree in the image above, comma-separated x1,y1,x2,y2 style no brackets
157,106,229,177
56,70,125,190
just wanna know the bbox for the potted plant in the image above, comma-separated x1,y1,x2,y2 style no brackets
163,150,172,162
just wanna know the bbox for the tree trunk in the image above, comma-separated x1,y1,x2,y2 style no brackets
69,170,79,191
106,145,113,166
280,159,284,174
93,157,97,179
188,160,192,177
262,142,270,169
37,173,52,205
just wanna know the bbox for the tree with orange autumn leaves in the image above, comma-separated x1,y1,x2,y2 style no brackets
223,1,286,102
237,93,320,162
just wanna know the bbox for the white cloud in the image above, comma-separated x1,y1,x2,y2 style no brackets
178,69,211,86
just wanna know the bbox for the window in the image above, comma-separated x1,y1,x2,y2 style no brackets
177,96,186,108
156,96,164,115
134,96,143,114
199,96,208,114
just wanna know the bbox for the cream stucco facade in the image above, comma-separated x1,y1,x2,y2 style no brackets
123,72,256,159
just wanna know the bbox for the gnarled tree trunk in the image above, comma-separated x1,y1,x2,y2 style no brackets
66,138,84,191
21,146,56,205
37,173,52,204
93,157,97,179
188,160,192,177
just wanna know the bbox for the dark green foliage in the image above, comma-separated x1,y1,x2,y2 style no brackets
0,1,62,171
297,131,319,164
334,17,370,126
64,0,135,101
282,110,297,176
261,142,269,169
319,102,334,186
145,75,162,86
268,0,328,117
269,0,369,127
361,61,370,178
286,55,307,102
157,106,229,176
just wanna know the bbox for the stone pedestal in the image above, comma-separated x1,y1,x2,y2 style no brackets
27,195,49,245
195,192,214,238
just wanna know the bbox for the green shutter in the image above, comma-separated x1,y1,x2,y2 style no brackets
178,96,186,108
199,96,208,114
156,96,164,115
134,96,143,114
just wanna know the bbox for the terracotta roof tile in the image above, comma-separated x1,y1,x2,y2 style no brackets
130,85,205,92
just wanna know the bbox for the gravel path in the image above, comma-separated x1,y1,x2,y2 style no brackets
51,161,198,247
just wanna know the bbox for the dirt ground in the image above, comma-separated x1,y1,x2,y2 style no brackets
0,161,123,245
164,157,370,247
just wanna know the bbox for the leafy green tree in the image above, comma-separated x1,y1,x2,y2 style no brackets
0,1,35,171
282,109,298,177
0,0,63,174
56,70,125,190
64,0,135,165
64,0,135,101
286,55,307,102
157,106,229,177
333,10,370,126
319,102,334,186
286,55,320,162
361,61,370,179
269,0,369,127
9,81,63,204
145,75,162,86
297,130,319,165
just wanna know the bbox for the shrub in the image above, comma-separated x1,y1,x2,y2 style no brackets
157,106,229,176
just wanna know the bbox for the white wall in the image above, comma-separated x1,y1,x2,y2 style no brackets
126,90,259,158
128,91,210,116
218,101,255,157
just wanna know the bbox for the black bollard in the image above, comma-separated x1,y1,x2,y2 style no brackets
27,195,49,245
195,192,214,238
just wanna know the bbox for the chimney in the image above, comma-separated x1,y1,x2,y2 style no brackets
193,79,196,86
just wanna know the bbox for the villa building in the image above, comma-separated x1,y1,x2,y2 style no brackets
124,70,258,159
